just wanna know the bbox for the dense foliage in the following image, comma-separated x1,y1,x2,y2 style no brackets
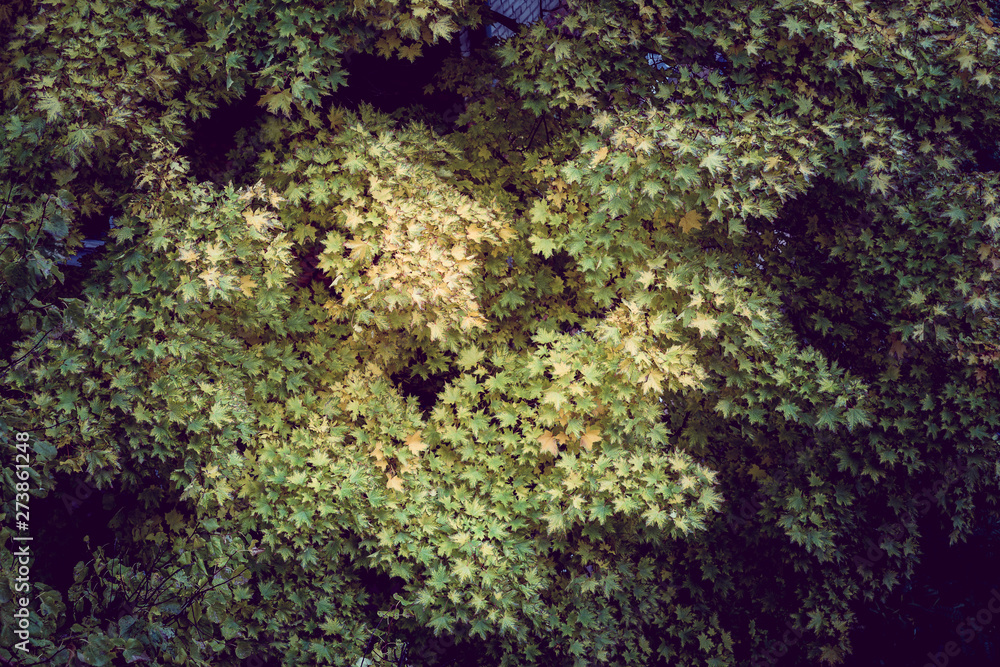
2,0,1000,665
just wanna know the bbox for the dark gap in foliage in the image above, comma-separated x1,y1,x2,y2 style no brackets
847,513,1000,666
334,41,467,132
180,90,266,184
390,350,462,416
356,566,407,617
28,475,120,598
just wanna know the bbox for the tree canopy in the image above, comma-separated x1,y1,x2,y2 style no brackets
2,0,1000,665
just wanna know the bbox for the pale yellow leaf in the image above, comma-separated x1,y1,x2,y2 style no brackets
688,312,718,337
641,370,664,393
345,238,369,262
679,209,702,233
204,242,225,264
539,431,560,456
591,146,609,166
199,267,221,287
551,361,573,377
239,276,257,297
243,208,274,233
405,431,428,455
386,475,404,492
580,428,602,451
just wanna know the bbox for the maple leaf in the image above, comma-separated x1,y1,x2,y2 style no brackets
539,431,560,456
579,428,601,451
244,209,274,234
641,370,664,393
551,361,573,377
688,312,718,337
371,443,388,471
386,475,404,492
178,247,198,263
956,49,976,72
260,88,294,116
699,150,726,176
203,242,225,264
466,225,485,242
679,209,702,233
544,388,568,410
344,238,369,262
405,431,428,455
239,276,257,296
888,337,906,360
199,267,221,288
591,146,609,166
399,43,422,62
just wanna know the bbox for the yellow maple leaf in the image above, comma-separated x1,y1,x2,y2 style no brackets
345,239,369,262
688,312,718,337
178,247,198,263
268,190,286,207
976,15,996,35
641,370,664,393
579,428,602,451
551,361,574,377
466,225,485,242
343,207,364,228
243,208,274,234
199,267,221,288
371,442,388,471
203,242,225,264
386,475,404,492
678,209,702,233
591,146,609,166
461,314,487,330
399,43,422,62
239,276,257,297
539,431,560,456
405,431,428,455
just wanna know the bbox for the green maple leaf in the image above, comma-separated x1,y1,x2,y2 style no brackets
286,396,307,419
458,346,485,369
165,509,186,532
56,389,79,413
699,150,726,177
261,88,294,116
528,234,558,257
956,49,976,72
207,401,228,426
543,388,568,410
780,15,808,38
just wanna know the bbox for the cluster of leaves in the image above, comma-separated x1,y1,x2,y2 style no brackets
3,0,1000,665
